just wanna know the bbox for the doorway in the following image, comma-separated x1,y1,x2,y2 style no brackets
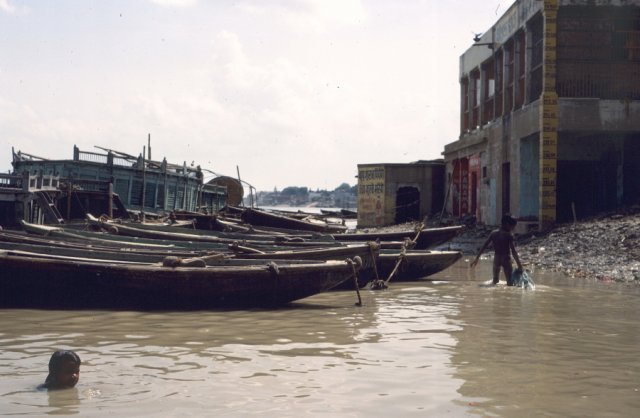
395,186,420,223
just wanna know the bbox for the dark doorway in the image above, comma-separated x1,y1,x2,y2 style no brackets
502,162,511,215
557,160,617,221
623,136,640,205
395,186,420,223
0,201,21,228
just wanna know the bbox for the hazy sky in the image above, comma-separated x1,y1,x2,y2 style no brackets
1,0,504,191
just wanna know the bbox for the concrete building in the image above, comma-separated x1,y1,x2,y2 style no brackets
443,0,640,229
357,160,445,227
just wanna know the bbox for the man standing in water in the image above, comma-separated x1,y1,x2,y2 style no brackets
470,214,523,285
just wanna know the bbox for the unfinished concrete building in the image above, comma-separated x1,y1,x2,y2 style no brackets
443,0,640,229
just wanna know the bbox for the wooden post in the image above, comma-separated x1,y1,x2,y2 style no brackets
236,165,243,206
108,182,114,218
66,179,72,220
183,167,188,210
141,146,146,219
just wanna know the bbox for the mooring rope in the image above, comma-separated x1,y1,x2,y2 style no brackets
384,245,408,286
368,241,380,281
347,257,363,307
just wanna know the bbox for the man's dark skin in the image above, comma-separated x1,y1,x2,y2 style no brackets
471,216,523,284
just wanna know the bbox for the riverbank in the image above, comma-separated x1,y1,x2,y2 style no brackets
360,207,640,284
516,207,640,283
443,207,640,284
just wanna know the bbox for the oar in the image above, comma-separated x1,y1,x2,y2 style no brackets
228,242,266,254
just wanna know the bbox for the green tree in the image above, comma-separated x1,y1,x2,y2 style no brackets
333,182,352,193
281,186,308,196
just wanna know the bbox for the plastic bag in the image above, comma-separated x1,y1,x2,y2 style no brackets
509,269,535,290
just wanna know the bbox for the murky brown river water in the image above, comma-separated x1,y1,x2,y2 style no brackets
1,259,639,417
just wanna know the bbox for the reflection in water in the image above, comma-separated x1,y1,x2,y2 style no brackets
449,265,640,417
1,259,639,416
47,388,80,415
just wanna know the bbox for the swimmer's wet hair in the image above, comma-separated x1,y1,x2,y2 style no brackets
48,350,81,373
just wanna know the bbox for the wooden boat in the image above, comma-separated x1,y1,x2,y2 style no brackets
21,221,336,253
320,209,341,217
376,250,462,282
241,208,348,233
170,210,220,230
230,242,380,289
21,221,232,251
0,240,202,263
0,250,358,309
85,216,340,248
2,228,378,291
87,214,336,243
221,218,333,238
332,225,464,250
340,208,357,218
0,237,378,272
320,209,357,219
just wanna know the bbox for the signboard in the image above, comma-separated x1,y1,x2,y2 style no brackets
357,166,385,227
494,0,542,45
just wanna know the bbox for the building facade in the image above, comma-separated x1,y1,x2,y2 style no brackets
443,0,640,228
357,161,445,227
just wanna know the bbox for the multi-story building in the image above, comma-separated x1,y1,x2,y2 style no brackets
443,0,640,229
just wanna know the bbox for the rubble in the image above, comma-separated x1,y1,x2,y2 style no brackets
515,207,640,284
448,207,640,284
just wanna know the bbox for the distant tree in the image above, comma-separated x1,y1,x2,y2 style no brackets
334,183,352,193
281,186,308,196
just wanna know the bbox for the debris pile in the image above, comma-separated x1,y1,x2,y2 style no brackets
517,208,640,283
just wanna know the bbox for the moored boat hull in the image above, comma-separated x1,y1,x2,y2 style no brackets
0,253,355,310
377,250,462,282
235,243,380,290
332,225,464,250
241,208,348,233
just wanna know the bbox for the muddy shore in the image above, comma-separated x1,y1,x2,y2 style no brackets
514,208,640,283
362,207,640,284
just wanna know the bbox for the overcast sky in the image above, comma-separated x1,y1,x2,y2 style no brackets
1,0,504,192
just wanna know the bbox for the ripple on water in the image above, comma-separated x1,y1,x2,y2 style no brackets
1,261,640,416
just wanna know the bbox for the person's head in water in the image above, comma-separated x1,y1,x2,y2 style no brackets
501,214,518,231
43,350,81,390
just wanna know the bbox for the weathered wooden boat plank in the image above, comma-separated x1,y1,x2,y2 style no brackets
332,225,464,250
241,208,348,233
377,250,462,282
0,251,356,310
